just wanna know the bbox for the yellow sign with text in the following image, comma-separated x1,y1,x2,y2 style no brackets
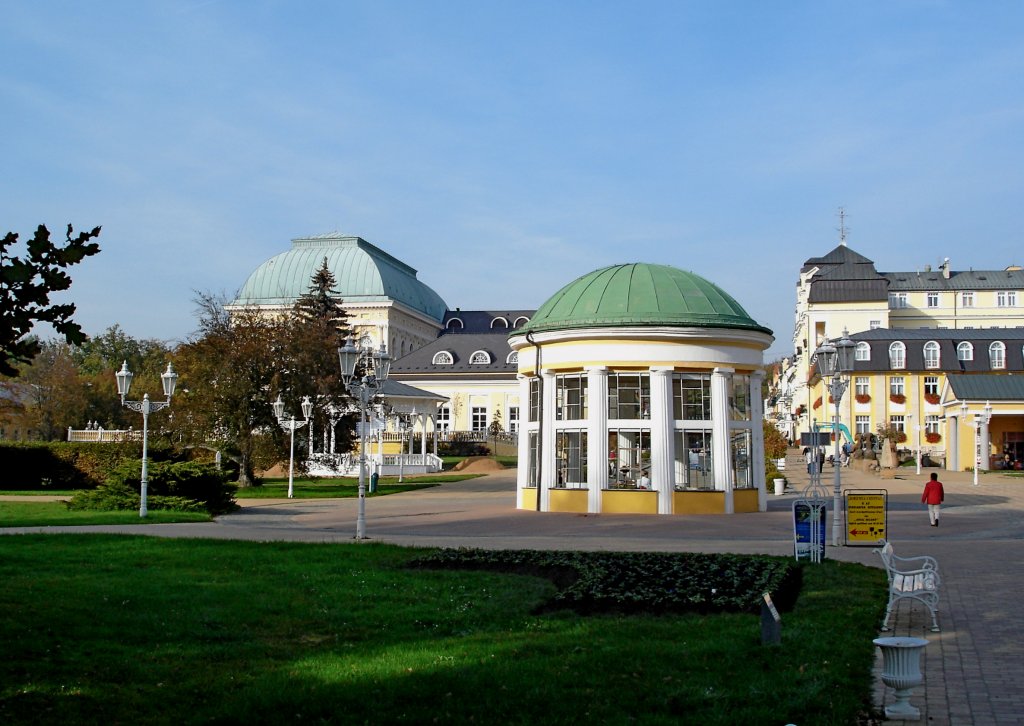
844,490,887,546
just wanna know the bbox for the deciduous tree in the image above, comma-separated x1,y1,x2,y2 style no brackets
1,224,101,376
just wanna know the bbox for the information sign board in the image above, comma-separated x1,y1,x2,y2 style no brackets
793,500,827,561
845,489,887,546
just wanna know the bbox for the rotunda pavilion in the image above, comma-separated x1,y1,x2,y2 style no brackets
509,263,774,515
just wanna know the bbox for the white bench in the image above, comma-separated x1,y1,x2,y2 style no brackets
874,540,941,632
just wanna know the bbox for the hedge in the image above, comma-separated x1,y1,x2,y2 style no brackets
0,441,175,490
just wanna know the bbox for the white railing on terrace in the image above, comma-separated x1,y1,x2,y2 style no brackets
67,427,141,443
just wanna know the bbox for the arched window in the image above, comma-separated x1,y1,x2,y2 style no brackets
854,342,871,361
506,351,518,365
513,316,530,328
432,351,454,365
470,350,491,365
990,341,1006,369
888,341,906,369
923,341,940,369
957,341,974,361
446,318,464,331
490,317,509,329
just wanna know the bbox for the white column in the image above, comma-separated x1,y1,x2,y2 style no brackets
948,414,959,471
586,366,608,513
540,370,557,511
750,370,767,512
980,417,991,471
516,375,531,508
650,367,674,514
420,411,427,463
712,367,735,513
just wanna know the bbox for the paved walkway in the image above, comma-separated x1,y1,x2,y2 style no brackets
4,458,1024,724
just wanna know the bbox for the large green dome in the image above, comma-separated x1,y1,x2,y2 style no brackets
233,233,448,321
518,263,771,335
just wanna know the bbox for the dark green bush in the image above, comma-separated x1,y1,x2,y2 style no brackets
410,549,802,616
0,442,174,490
66,480,205,513
67,461,237,514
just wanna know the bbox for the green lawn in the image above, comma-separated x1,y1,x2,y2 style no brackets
0,535,886,725
236,474,481,498
0,501,212,527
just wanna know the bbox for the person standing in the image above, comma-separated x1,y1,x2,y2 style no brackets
921,472,945,527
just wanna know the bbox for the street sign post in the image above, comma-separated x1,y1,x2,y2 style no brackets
845,489,887,546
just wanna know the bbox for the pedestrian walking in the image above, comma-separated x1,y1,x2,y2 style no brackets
921,472,945,526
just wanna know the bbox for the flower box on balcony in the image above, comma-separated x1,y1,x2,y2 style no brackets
925,432,941,444
813,397,823,409
855,393,871,404
924,393,941,405
890,393,906,405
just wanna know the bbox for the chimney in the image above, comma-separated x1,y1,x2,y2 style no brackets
924,264,932,272
941,257,951,279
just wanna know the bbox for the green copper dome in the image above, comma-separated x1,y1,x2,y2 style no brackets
233,233,448,321
518,263,772,335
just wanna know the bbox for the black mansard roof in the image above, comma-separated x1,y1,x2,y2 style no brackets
847,328,1024,373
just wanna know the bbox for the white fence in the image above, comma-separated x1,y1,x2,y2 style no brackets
67,427,140,443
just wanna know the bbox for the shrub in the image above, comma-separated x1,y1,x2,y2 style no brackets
0,441,175,490
68,461,237,515
67,480,205,513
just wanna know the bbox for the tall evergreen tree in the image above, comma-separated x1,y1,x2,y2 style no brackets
294,257,349,342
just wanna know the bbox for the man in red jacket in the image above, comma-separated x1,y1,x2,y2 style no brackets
922,472,945,527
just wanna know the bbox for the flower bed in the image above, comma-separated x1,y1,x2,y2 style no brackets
410,548,802,616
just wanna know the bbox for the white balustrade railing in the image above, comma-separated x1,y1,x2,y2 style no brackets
67,427,141,443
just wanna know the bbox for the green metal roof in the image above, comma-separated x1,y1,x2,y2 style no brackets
947,374,1024,401
233,233,448,321
517,263,772,336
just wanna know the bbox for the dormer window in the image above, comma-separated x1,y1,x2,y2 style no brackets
854,342,870,361
957,341,974,361
432,351,454,365
490,317,509,329
888,341,906,369
470,350,491,365
923,341,940,369
446,318,464,331
513,316,530,328
506,351,518,365
990,341,1006,369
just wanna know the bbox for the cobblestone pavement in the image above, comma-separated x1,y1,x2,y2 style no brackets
4,457,1024,724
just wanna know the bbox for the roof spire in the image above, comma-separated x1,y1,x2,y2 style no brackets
837,206,849,246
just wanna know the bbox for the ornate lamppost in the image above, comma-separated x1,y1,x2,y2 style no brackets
272,394,313,498
813,329,856,547
338,336,391,540
115,361,178,518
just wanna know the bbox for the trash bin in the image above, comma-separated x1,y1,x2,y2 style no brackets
370,471,379,493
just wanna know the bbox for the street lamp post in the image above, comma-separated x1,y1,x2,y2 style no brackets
814,329,856,547
397,415,410,483
273,394,313,498
338,336,391,540
115,361,178,518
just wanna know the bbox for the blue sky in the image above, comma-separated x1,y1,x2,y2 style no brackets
4,1,1023,359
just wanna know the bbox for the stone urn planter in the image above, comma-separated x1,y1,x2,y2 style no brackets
873,636,928,720
773,478,786,496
